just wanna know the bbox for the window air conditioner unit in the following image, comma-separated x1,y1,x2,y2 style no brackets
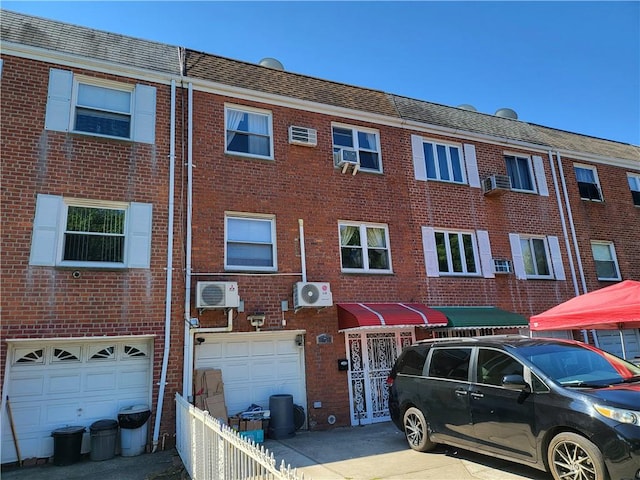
482,174,511,195
196,282,240,309
493,258,513,274
293,282,333,309
288,126,317,147
333,148,360,175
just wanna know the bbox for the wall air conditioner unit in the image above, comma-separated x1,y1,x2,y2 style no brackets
293,282,333,309
288,126,317,147
333,148,360,175
493,258,513,274
196,281,240,309
482,174,511,195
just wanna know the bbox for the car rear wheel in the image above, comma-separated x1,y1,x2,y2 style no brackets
548,432,608,480
403,407,436,452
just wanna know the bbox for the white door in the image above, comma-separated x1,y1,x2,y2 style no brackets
596,329,640,360
1,337,153,464
193,331,306,418
346,329,414,426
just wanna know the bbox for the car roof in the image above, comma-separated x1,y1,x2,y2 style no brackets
412,335,582,350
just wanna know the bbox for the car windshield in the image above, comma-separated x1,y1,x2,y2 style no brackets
518,342,640,387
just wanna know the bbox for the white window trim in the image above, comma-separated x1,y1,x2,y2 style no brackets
44,68,156,144
627,172,640,206
29,194,152,269
339,221,392,274
224,104,274,160
590,240,621,281
422,139,467,184
224,212,277,272
574,163,603,202
433,228,482,277
332,123,382,173
412,135,480,188
504,152,537,194
509,234,564,281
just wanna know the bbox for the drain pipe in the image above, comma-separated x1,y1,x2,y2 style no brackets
556,151,590,344
555,152,587,294
548,151,579,297
152,79,177,452
299,219,307,282
183,82,194,398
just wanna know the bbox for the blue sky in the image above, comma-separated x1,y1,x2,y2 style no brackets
3,1,639,146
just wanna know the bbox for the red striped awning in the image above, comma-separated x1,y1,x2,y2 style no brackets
337,303,449,331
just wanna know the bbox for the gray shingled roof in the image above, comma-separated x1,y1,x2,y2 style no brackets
1,10,181,75
2,9,639,163
185,50,398,117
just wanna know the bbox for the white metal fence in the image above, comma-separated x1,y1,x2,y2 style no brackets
175,393,306,480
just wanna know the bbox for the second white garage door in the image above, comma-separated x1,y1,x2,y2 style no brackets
194,331,307,417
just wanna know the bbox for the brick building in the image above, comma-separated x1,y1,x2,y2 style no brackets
1,10,638,464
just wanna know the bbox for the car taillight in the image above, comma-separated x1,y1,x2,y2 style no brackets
386,375,394,387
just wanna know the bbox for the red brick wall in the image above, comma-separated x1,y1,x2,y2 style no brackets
0,55,184,438
187,92,579,427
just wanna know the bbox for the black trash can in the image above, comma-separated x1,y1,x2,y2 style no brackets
268,394,295,439
118,405,151,456
51,426,85,466
90,419,118,461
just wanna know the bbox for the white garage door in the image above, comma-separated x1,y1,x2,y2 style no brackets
1,337,153,464
194,331,306,418
596,329,640,360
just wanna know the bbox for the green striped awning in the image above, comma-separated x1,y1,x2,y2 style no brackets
432,307,528,329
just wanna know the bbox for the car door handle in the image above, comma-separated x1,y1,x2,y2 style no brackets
470,392,484,399
455,389,468,396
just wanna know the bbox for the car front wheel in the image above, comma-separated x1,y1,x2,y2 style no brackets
548,432,608,480
403,407,436,452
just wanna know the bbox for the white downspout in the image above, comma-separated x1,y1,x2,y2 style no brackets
183,82,194,398
556,152,588,295
548,151,580,297
299,219,307,282
152,79,176,452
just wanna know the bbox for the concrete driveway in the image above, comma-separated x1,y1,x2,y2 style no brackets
266,421,551,480
1,422,551,480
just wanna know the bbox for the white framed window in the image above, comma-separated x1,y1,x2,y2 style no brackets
422,140,466,183
29,194,152,269
505,154,535,192
225,214,277,271
508,234,565,281
574,164,603,201
225,105,273,159
411,136,481,188
332,124,381,172
591,241,621,281
627,173,640,206
45,69,156,144
339,222,391,273
422,228,494,278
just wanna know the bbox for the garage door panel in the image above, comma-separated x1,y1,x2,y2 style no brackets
252,340,276,356
219,362,251,383
195,332,306,424
85,371,117,391
117,367,149,389
8,375,45,397
3,338,153,464
49,373,82,394
225,341,251,357
251,360,278,379
277,358,302,379
276,339,298,354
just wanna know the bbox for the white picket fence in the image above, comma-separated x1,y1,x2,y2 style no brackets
175,393,306,480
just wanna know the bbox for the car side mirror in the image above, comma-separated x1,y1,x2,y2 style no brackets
502,374,529,391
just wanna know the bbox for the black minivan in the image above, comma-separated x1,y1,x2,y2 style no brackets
387,335,640,480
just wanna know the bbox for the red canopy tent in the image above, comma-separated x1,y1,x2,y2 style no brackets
529,280,640,358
